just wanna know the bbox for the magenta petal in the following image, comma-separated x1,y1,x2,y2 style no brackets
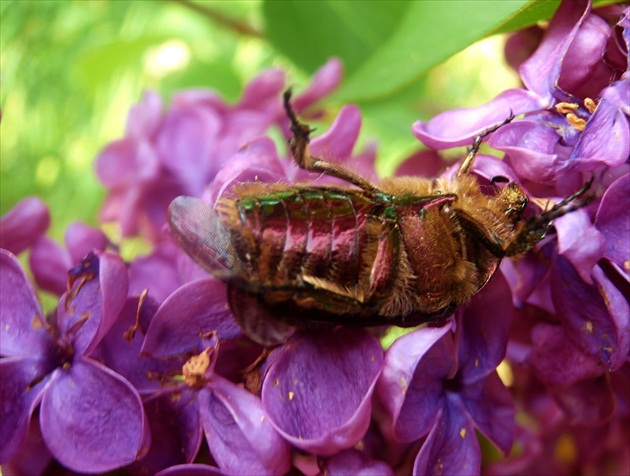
208,137,285,204
238,68,285,111
551,256,629,370
377,324,453,442
552,375,615,425
0,196,50,255
40,358,149,473
461,372,515,455
262,329,383,455
65,222,111,264
128,242,182,302
529,323,604,387
0,357,52,463
412,89,546,149
595,172,630,270
0,250,50,356
310,105,361,160
519,0,590,101
157,106,221,195
130,393,202,475
59,251,129,356
1,417,52,476
293,58,343,112
571,79,630,170
157,464,225,476
413,398,480,476
142,278,240,358
200,376,291,475
126,90,163,140
29,236,72,296
320,448,394,476
96,137,160,187
555,209,606,284
458,273,512,383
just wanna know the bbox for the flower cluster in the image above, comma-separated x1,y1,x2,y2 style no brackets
1,1,628,474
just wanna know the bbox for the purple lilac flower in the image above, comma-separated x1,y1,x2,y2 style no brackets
0,250,149,472
96,59,342,242
413,0,629,451
377,274,515,474
0,196,50,255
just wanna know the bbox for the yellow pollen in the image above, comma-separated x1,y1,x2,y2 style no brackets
288,391,295,400
460,428,466,438
624,260,630,271
584,97,597,114
260,415,265,422
566,113,586,131
555,102,579,114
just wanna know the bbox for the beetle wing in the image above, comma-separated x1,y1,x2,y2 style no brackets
168,196,234,278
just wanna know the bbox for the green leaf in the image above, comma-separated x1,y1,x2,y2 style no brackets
334,0,532,102
262,0,409,74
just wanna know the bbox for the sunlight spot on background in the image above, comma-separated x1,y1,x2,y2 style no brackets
35,155,61,188
144,39,191,78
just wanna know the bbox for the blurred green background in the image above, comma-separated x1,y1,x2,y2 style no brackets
3,0,609,241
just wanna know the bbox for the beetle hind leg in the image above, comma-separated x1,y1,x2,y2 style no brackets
283,89,381,196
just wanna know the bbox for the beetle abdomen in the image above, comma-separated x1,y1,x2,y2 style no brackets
225,187,379,291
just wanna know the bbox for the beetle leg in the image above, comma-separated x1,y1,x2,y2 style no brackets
283,89,382,197
457,113,515,176
505,178,594,256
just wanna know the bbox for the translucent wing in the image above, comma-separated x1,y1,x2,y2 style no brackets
168,196,234,278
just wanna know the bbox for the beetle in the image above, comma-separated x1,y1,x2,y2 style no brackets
168,90,591,345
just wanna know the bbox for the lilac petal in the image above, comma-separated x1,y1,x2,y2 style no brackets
0,250,51,356
413,397,481,476
0,196,50,255
489,117,564,184
555,208,606,284
58,251,129,356
570,79,630,170
65,222,111,264
552,375,615,425
529,323,604,387
157,464,225,476
412,89,546,149
157,105,222,196
129,393,202,475
0,356,53,463
262,329,383,455
200,376,291,475
208,137,285,204
394,149,449,178
320,448,394,476
310,105,361,160
93,296,178,394
558,13,613,99
142,278,240,358
551,255,629,370
467,153,520,184
595,172,630,271
126,90,163,140
458,272,513,383
28,236,72,296
40,357,149,473
128,241,182,302
460,372,515,455
96,137,160,187
1,417,52,475
519,0,590,101
293,58,343,112
377,324,454,442
238,68,285,111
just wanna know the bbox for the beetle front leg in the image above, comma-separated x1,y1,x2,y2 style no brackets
283,90,381,197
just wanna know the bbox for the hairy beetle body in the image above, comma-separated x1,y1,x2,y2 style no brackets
168,91,591,345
